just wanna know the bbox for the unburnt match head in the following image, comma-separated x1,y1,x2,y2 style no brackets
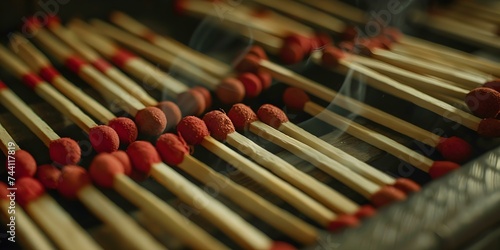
268,241,296,250
49,138,81,166
370,186,406,208
280,34,313,64
156,101,182,129
256,70,273,90
57,165,91,199
392,178,421,195
89,153,125,188
283,87,310,111
126,141,161,174
227,103,258,131
478,118,500,137
483,80,500,92
321,46,346,67
108,117,138,145
89,125,119,153
216,77,246,104
191,86,212,110
36,164,61,189
236,54,261,73
465,87,500,118
328,214,359,232
6,150,36,178
134,107,167,137
436,137,472,163
156,133,190,166
428,161,461,179
238,73,263,99
177,89,206,116
15,177,45,207
257,104,289,129
247,45,268,60
202,110,236,141
177,116,210,145
111,150,132,176
353,205,377,220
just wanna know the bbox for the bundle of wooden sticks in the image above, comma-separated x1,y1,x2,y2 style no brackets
0,0,499,249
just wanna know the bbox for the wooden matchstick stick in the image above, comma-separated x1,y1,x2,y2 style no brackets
175,116,344,226
286,88,461,179
57,165,166,250
24,22,166,136
47,19,158,107
204,108,365,213
110,11,231,77
155,133,319,244
13,178,102,250
97,161,230,250
0,80,81,165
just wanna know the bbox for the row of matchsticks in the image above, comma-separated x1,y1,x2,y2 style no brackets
0,0,500,249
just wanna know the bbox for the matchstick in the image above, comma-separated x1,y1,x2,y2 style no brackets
0,122,37,178
155,133,321,242
88,152,230,250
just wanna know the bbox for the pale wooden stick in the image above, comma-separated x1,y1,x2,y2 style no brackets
11,34,116,124
226,131,361,213
88,19,219,92
178,155,319,245
248,121,380,198
296,0,366,23
345,54,470,100
25,194,102,250
330,58,482,131
68,21,200,93
436,9,498,35
110,11,231,77
0,44,97,134
452,1,500,24
0,88,59,146
150,162,273,250
305,101,435,173
201,136,341,223
77,185,165,250
251,0,346,34
0,200,55,250
113,174,228,250
259,59,443,148
278,122,395,186
0,122,20,155
29,26,144,116
48,23,158,107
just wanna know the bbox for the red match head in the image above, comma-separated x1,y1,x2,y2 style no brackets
156,133,189,166
89,125,119,153
428,161,460,179
46,15,62,28
478,118,500,137
49,138,81,165
235,54,261,73
436,136,472,163
280,42,305,65
227,103,258,131
465,87,500,118
269,241,296,250
156,101,182,129
353,205,377,220
283,87,310,111
89,153,126,188
238,73,263,99
283,34,312,54
370,186,406,207
216,77,246,104
392,178,421,194
383,27,403,42
341,25,358,41
177,89,206,116
321,45,346,67
126,141,161,173
203,110,236,141
483,80,500,92
328,214,359,232
191,86,212,110
111,151,132,176
177,116,210,145
257,104,289,129
108,117,138,145
247,45,268,60
57,165,92,199
15,177,45,207
312,32,333,50
134,107,167,137
36,164,61,189
6,150,36,178
256,70,272,90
